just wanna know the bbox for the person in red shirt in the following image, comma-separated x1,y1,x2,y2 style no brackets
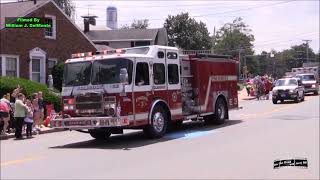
0,101,10,135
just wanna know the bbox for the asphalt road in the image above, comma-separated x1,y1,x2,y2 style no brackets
1,94,319,179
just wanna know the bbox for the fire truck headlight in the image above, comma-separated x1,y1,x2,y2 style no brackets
312,84,316,88
289,89,294,93
64,105,75,111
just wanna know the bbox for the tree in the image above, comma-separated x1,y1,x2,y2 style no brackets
163,12,212,50
131,19,149,29
120,19,149,29
54,0,75,17
214,17,255,57
120,24,130,29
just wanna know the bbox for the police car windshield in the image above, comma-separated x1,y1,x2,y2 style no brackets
63,62,91,87
91,58,133,85
276,79,297,86
301,75,315,81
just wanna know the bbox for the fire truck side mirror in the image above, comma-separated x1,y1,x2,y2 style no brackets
120,68,129,85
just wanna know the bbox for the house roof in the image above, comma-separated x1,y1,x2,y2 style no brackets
0,0,49,29
86,28,162,42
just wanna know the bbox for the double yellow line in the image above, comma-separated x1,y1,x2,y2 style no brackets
239,102,301,120
1,155,45,167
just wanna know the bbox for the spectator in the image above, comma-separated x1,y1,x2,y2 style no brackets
38,91,44,128
14,93,27,139
24,99,34,138
0,95,11,134
32,93,41,131
11,84,22,103
0,100,10,135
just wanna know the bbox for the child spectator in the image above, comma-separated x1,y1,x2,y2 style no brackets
32,93,41,131
24,99,34,138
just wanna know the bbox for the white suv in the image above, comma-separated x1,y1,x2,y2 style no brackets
272,78,304,104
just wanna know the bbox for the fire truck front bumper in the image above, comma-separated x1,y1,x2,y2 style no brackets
50,116,130,130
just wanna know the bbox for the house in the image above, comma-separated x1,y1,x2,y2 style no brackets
0,0,96,84
84,26,168,49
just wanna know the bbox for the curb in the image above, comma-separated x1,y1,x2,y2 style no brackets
0,128,66,140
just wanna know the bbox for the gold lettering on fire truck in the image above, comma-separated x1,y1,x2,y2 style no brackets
136,96,148,108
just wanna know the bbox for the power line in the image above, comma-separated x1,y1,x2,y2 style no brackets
73,1,296,23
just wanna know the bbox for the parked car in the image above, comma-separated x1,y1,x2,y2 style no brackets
295,74,319,95
272,78,304,104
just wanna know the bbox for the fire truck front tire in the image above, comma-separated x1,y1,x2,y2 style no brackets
89,129,112,140
143,106,168,138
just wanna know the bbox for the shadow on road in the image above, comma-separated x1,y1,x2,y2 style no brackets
50,119,242,150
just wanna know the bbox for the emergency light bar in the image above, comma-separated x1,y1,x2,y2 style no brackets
71,49,126,58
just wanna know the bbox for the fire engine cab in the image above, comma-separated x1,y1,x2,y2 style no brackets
51,45,238,139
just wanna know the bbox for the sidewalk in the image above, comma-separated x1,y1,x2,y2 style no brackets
0,126,65,140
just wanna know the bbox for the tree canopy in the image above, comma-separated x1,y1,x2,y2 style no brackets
214,17,255,57
120,19,149,29
53,0,75,17
163,12,212,50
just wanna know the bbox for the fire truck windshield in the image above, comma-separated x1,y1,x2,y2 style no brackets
63,61,92,87
91,58,133,85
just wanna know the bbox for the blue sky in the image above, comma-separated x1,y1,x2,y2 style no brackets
73,0,319,54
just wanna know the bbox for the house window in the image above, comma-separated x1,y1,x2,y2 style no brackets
47,58,57,75
0,55,19,77
44,15,56,39
31,58,41,82
135,41,151,47
6,57,18,77
153,63,165,85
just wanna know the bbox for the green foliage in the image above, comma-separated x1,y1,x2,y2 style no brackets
0,77,61,112
52,62,64,91
53,0,75,17
120,19,149,29
164,12,212,50
214,17,255,57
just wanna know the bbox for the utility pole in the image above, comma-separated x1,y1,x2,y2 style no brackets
238,49,241,80
302,40,312,63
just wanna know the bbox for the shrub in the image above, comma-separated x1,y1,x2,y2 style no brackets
52,62,64,91
0,77,61,112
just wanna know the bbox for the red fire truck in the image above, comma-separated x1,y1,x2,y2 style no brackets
51,45,238,139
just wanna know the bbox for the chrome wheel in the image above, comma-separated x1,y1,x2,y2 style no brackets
153,112,164,132
217,103,225,120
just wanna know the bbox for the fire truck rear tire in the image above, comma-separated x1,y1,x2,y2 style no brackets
143,105,168,138
205,98,227,125
89,129,111,140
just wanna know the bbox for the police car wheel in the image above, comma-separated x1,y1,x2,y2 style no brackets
314,91,318,95
143,106,168,138
272,99,277,104
89,129,111,140
294,93,299,103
